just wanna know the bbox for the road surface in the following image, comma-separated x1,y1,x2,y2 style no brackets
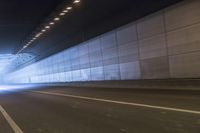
0,85,200,133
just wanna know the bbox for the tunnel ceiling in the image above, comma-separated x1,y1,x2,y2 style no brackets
0,0,66,54
0,0,182,66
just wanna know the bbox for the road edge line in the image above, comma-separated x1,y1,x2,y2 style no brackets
0,105,23,133
31,91,200,115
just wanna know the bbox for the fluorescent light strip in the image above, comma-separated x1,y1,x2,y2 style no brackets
73,0,80,3
66,6,72,10
63,10,68,13
50,22,55,25
60,13,66,16
54,17,60,21
45,26,50,29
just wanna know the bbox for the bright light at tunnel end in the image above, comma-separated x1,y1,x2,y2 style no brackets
0,84,41,94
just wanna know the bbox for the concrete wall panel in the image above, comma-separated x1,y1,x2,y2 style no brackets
141,56,169,79
167,23,200,55
117,23,137,45
91,67,104,81
165,0,200,31
120,61,141,80
169,51,200,78
80,68,91,81
118,41,139,63
137,13,164,39
104,64,120,80
101,32,117,49
139,34,167,59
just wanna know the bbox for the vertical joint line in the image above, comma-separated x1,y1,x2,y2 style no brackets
135,21,142,79
115,29,122,80
162,9,171,78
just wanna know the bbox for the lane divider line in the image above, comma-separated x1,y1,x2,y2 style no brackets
0,105,23,133
31,91,200,115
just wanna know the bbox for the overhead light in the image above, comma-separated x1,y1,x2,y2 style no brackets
60,12,66,16
54,17,60,21
66,6,72,10
35,33,42,37
45,26,50,29
73,0,80,3
17,0,81,54
49,22,55,25
63,10,68,13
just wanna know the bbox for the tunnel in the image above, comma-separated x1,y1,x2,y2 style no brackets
0,0,200,133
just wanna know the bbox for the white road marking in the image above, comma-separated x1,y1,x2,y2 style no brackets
32,91,200,115
0,105,23,133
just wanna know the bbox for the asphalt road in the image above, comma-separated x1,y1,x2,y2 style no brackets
0,85,200,133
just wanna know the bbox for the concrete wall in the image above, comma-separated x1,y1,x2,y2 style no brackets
4,0,200,83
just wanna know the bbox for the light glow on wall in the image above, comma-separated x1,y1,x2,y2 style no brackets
4,28,137,84
0,54,17,74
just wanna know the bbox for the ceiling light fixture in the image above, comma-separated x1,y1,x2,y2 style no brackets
35,33,42,37
45,26,50,29
66,6,72,10
49,22,55,25
73,0,80,3
54,17,60,21
63,10,68,13
60,13,66,16
17,0,81,54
